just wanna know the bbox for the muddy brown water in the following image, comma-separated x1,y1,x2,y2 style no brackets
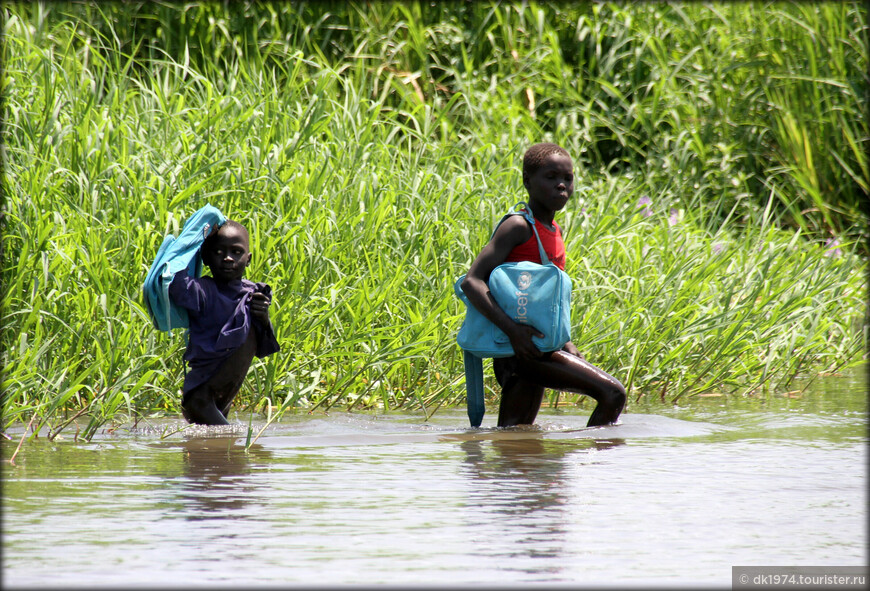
2,366,866,587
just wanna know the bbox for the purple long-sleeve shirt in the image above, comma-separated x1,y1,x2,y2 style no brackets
169,272,280,393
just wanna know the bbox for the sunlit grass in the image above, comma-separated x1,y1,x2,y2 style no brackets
1,1,866,440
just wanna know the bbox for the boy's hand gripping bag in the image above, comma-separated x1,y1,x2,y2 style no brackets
455,261,571,357
454,203,572,427
142,204,226,331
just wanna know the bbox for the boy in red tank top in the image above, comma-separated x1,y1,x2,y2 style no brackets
460,143,626,427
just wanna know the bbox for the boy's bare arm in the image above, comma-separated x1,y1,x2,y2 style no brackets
460,217,544,360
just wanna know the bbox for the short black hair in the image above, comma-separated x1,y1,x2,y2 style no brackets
204,219,249,249
522,143,571,179
220,220,248,237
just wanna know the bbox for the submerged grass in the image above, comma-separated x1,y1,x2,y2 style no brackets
1,1,867,440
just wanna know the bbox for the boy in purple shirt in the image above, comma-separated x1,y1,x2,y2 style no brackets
169,220,280,425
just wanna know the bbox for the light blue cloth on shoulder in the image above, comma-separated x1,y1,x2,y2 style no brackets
142,204,226,331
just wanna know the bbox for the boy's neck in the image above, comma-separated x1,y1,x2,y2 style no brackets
526,202,556,227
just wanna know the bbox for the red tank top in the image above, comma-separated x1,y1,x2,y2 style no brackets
504,217,566,270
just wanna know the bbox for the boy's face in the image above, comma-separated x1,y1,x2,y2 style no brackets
524,152,574,213
202,225,251,282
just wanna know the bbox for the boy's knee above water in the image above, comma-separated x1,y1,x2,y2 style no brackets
605,385,627,412
182,386,230,426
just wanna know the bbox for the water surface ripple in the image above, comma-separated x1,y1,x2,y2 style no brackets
2,369,866,587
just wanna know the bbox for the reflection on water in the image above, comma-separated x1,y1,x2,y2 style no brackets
459,436,624,521
1,365,866,587
158,437,272,519
458,436,625,577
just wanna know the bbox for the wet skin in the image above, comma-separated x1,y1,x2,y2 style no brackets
182,331,257,425
461,152,626,427
494,351,625,427
181,224,271,425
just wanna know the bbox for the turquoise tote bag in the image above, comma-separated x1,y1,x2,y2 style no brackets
454,203,572,426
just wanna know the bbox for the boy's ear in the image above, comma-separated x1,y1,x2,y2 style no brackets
245,253,252,267
522,173,530,189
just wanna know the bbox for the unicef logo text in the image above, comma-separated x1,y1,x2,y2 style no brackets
517,272,532,290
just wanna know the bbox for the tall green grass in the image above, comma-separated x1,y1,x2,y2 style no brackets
1,1,866,440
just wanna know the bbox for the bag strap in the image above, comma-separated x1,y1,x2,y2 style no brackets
464,351,486,428
495,201,550,265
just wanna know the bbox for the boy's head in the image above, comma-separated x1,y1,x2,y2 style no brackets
522,143,574,211
201,220,251,282
522,143,571,184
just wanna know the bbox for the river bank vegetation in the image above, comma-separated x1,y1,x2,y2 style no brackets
2,1,867,440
